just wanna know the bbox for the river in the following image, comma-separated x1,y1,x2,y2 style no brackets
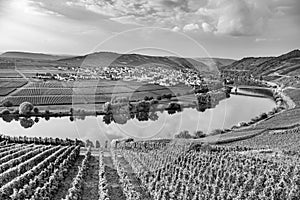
0,89,276,144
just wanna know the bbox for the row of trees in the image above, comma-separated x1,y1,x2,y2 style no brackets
0,134,84,146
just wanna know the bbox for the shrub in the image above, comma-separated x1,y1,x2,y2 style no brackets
19,102,34,115
157,96,162,100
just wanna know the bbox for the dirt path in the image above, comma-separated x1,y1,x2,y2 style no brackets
82,155,100,200
52,155,85,200
103,151,126,200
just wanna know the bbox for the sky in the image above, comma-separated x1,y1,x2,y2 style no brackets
0,0,299,59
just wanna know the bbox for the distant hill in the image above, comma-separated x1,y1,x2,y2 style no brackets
59,52,234,72
221,49,300,77
0,51,72,60
194,58,236,71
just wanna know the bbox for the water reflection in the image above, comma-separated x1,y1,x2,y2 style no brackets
0,93,276,144
0,99,214,129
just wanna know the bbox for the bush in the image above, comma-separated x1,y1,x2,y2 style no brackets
156,96,162,100
2,101,13,107
19,102,34,115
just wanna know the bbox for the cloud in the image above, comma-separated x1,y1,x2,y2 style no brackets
255,38,281,42
201,22,215,33
25,0,300,37
183,23,199,32
197,0,274,36
171,26,180,32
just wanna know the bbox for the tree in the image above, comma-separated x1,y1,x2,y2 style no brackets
2,101,13,107
1,109,13,123
260,112,268,119
34,117,39,123
85,139,94,148
175,130,193,139
33,107,39,114
96,140,101,148
19,102,34,115
20,117,34,129
144,96,149,101
194,130,206,138
210,129,223,136
103,102,112,113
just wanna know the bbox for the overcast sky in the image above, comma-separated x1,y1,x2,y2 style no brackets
0,0,299,59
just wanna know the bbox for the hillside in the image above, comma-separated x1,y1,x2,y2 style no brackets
0,51,71,60
59,52,231,72
221,49,300,77
0,51,235,72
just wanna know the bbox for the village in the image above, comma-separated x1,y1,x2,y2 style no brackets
35,64,206,87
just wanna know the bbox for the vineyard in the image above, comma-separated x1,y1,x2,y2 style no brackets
0,80,28,96
1,80,182,106
1,132,300,200
226,125,300,155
